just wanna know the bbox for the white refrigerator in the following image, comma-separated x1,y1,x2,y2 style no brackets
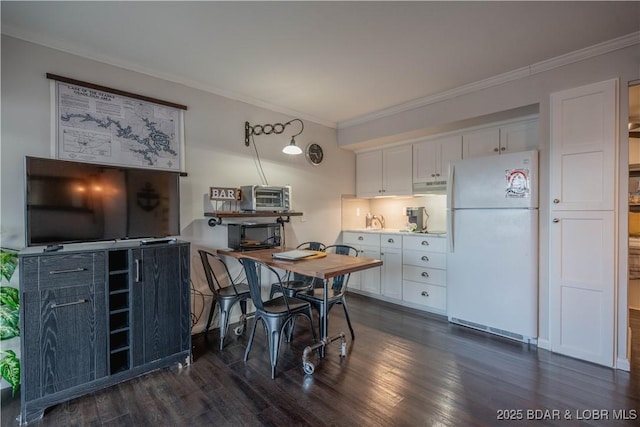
446,150,538,342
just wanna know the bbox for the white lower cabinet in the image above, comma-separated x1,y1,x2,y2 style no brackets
343,231,447,314
342,232,381,294
402,235,447,314
380,234,402,300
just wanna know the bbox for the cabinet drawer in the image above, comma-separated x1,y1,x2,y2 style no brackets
38,252,105,288
403,281,446,311
403,251,446,269
343,232,380,247
402,265,446,286
403,235,446,252
380,234,402,248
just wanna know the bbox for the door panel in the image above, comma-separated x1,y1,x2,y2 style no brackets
549,211,614,365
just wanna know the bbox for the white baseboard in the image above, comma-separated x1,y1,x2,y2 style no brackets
616,357,631,372
537,338,551,351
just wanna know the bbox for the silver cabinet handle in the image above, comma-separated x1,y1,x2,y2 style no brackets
553,199,560,204
553,218,560,223
51,299,88,309
421,271,429,277
49,267,87,275
421,291,429,297
421,255,429,261
135,259,142,282
421,241,429,246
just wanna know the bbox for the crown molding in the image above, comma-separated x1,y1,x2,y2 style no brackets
338,31,640,130
1,28,337,129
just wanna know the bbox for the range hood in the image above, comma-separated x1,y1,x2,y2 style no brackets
413,180,447,195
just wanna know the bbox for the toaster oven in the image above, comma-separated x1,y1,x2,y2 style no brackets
239,185,291,212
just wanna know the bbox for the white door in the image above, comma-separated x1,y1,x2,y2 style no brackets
549,210,615,365
549,79,617,367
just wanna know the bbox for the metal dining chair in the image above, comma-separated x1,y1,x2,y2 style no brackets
269,241,326,298
241,257,317,379
198,249,251,350
294,244,359,341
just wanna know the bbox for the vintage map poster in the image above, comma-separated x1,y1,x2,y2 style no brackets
52,81,184,171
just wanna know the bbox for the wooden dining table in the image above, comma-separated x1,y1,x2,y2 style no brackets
217,247,383,374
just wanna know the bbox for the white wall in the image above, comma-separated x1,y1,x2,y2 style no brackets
0,35,355,343
338,43,640,368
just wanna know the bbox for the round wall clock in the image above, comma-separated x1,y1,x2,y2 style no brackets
305,143,324,165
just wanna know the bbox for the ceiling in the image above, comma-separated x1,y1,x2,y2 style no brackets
2,1,639,128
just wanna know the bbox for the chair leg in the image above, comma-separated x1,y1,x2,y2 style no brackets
205,298,217,334
305,310,317,342
219,302,232,351
340,299,355,341
269,321,286,379
244,315,260,362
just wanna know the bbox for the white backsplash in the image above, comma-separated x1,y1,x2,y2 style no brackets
342,194,447,232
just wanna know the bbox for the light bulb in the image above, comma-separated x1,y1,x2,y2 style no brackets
282,138,303,155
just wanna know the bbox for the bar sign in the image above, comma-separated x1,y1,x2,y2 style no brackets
209,187,241,201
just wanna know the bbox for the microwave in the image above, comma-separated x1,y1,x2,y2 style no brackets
239,185,291,212
227,223,281,251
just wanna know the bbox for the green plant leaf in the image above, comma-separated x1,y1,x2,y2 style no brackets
0,305,19,340
0,286,19,309
0,350,20,396
0,250,18,283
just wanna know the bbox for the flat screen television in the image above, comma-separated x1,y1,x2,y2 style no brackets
25,156,181,247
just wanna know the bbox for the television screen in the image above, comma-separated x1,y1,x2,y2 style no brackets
26,157,181,246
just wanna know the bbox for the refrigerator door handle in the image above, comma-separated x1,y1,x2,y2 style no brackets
447,163,454,252
446,163,454,209
447,208,454,252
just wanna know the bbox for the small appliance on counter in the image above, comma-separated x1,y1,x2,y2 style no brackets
405,207,428,232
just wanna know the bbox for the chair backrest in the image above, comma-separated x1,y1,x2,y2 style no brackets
290,241,326,282
198,249,243,296
298,241,326,251
324,244,359,292
241,257,293,312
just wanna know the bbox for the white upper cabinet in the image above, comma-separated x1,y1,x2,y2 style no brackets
462,119,539,158
413,135,462,189
356,145,412,197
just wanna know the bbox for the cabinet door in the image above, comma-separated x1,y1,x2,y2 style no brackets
356,150,383,197
438,136,463,176
359,246,381,294
382,145,413,196
462,127,500,158
500,119,539,154
21,252,107,401
380,247,402,300
550,79,616,211
549,210,615,366
38,286,107,396
132,244,190,366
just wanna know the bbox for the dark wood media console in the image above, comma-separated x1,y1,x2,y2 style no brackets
18,240,191,424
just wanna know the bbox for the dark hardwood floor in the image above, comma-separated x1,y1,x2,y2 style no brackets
3,293,639,426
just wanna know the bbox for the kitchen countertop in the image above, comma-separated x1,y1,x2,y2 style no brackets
343,229,447,237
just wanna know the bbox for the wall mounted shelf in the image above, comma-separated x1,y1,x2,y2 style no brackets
204,211,303,227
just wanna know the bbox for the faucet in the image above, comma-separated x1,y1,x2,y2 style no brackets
372,214,385,229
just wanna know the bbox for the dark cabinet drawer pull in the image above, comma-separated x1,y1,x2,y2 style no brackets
421,241,429,246
421,255,429,261
421,272,429,277
421,291,429,297
51,299,88,309
49,267,87,275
